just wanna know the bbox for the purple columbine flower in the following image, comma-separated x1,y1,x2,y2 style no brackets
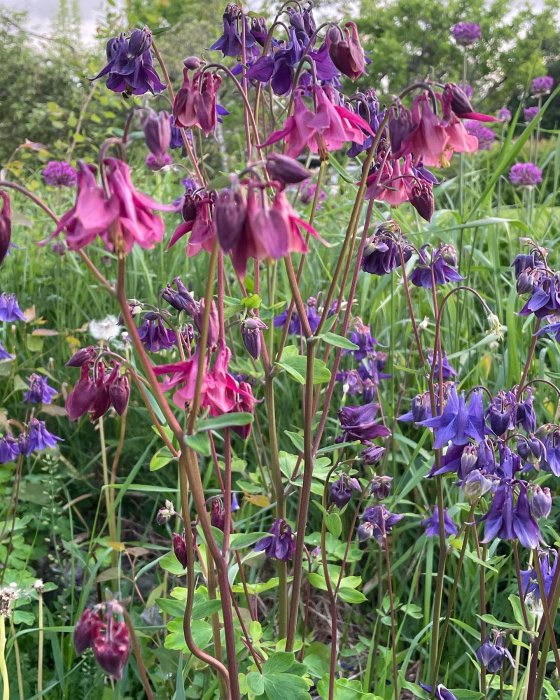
329,475,362,508
361,223,412,276
169,116,187,150
137,313,177,352
361,443,385,464
421,506,458,538
428,351,458,381
524,106,539,122
92,27,166,97
42,161,78,187
482,482,540,549
539,425,560,476
347,320,377,361
420,684,458,700
253,518,296,561
370,474,393,500
398,392,432,424
241,317,267,359
0,435,19,463
515,387,537,432
0,342,13,361
420,387,485,449
486,390,517,436
509,163,543,187
299,181,326,207
0,293,26,322
142,110,173,170
274,297,332,336
465,120,496,150
410,244,462,288
24,374,57,404
23,419,62,453
338,402,391,443
210,4,257,58
358,505,403,543
521,548,557,601
516,433,546,466
530,485,552,519
476,633,514,674
451,22,481,47
497,107,512,122
531,75,554,96
520,273,560,320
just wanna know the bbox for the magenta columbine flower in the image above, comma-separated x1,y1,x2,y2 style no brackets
465,120,495,150
254,518,296,561
74,604,130,679
0,191,11,268
531,75,554,96
0,293,26,322
509,162,542,187
451,22,481,47
24,374,57,404
42,161,78,187
497,107,512,122
421,506,458,538
524,106,539,122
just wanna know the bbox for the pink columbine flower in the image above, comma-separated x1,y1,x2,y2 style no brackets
0,191,11,267
326,21,366,81
168,186,216,256
173,66,222,137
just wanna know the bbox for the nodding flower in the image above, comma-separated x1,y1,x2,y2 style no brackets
173,66,222,136
253,518,296,561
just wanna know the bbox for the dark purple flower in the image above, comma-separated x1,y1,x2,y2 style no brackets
516,434,546,466
428,351,458,381
524,107,539,122
515,388,537,431
338,402,391,443
143,110,173,170
109,374,130,415
162,277,198,314
210,497,226,531
358,505,403,543
486,390,516,436
521,549,557,601
138,313,177,352
451,22,481,47
92,28,165,96
241,316,267,359
398,392,432,424
173,532,189,568
0,191,11,268
210,4,256,58
169,116,186,150
509,163,542,187
266,153,311,186
24,419,62,453
329,474,362,508
299,181,326,207
254,518,296,561
530,485,552,519
531,76,554,96
370,475,393,500
274,297,328,336
0,293,26,322
42,161,78,187
422,506,458,538
465,120,495,150
92,613,130,680
483,482,540,549
66,346,97,367
409,244,462,288
0,342,13,361
0,435,19,463
74,609,103,655
476,633,514,674
347,321,377,361
420,387,485,449
361,443,385,464
539,425,560,476
23,374,57,404
361,222,412,276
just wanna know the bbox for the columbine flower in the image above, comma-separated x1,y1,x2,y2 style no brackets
92,27,165,96
0,293,25,322
539,425,560,476
338,403,391,443
274,297,330,336
398,392,432,424
498,107,512,122
524,106,539,122
421,506,458,538
486,390,516,436
23,419,62,453
0,342,13,361
531,76,554,96
451,22,481,46
241,317,267,359
409,244,462,288
428,350,458,380
142,110,173,170
173,64,222,136
521,549,557,601
0,435,19,464
254,518,296,561
24,374,57,404
138,313,177,352
465,120,495,150
483,482,540,549
210,497,226,531
210,4,256,58
420,387,485,449
266,154,311,186
509,163,543,187
462,469,494,501
75,604,131,679
89,315,121,342
519,274,560,319
530,485,552,519
0,191,11,268
361,222,412,275
476,633,515,674
326,22,366,81
443,84,497,122
329,475,362,508
168,184,216,256
358,505,403,543
370,475,393,500
42,161,78,187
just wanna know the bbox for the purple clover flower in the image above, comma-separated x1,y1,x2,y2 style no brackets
465,120,495,150
24,374,57,404
531,76,554,96
0,293,26,322
23,419,62,453
421,506,458,538
451,22,481,47
509,162,542,187
42,161,78,187
254,518,296,561
420,387,485,449
524,106,539,122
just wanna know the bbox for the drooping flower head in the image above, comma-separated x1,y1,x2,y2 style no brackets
142,110,173,170
0,293,26,322
92,27,165,96
409,243,462,288
509,163,542,188
358,505,403,543
74,603,131,679
329,474,362,508
173,63,223,137
521,548,557,602
22,418,62,454
482,481,540,549
210,4,257,58
421,506,458,538
477,632,515,673
42,161,78,187
361,221,412,276
451,22,481,47
338,402,391,443
326,22,366,81
254,518,296,561
24,374,57,404
169,183,217,257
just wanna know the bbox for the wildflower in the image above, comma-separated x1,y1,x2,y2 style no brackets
443,84,497,122
483,482,540,549
422,506,458,538
398,392,432,424
162,277,198,314
428,350,458,380
156,500,175,525
450,22,481,46
108,374,130,415
361,222,412,276
0,191,11,267
92,610,130,680
89,315,121,342
326,22,366,81
524,106,539,122
531,76,554,96
0,342,13,362
521,549,557,601
358,505,403,543
361,443,385,464
0,293,25,323
329,475,362,508
254,518,296,561
509,163,542,187
420,387,485,449
241,317,267,359
515,388,536,432
92,27,165,96
476,632,514,674
138,313,177,352
486,390,517,436
462,469,494,501
42,161,78,187
530,485,552,519
338,402,391,443
66,346,97,367
173,66,222,136
465,120,495,150
24,418,62,453
539,425,560,476
346,320,377,361
210,497,226,531
516,434,546,466
169,185,216,256
173,532,189,568
24,374,57,404
142,110,173,170
210,4,255,58
74,609,104,655
0,435,19,464
498,107,512,122
370,475,393,500
409,244,462,288
266,153,311,186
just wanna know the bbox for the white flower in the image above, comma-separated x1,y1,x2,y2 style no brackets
89,315,121,342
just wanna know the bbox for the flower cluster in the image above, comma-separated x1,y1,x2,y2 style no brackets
450,22,481,47
509,162,543,187
42,161,78,187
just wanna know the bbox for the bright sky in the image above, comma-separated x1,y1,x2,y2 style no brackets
3,0,109,42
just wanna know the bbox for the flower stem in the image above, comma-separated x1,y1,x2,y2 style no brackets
384,538,399,700
37,591,44,696
0,617,9,700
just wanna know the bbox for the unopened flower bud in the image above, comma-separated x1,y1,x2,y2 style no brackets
241,316,267,359
172,532,189,568
409,180,434,222
210,497,226,531
266,153,311,185
109,374,130,415
184,56,202,70
156,500,176,525
66,346,97,367
530,485,552,519
460,444,479,475
74,608,103,655
487,313,503,339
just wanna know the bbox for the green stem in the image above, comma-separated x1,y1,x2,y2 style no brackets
0,617,9,700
